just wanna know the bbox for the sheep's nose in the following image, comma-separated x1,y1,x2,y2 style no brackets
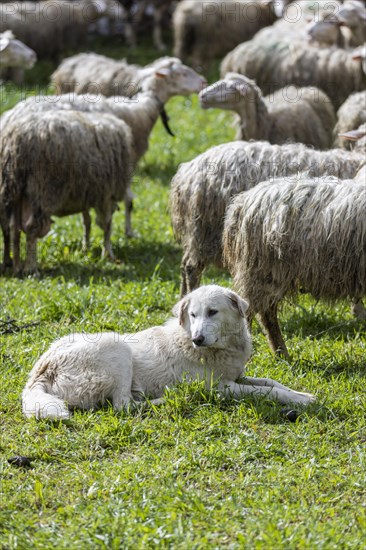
193,335,205,347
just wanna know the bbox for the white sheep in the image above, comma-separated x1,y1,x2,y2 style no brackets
0,0,122,61
173,0,277,68
0,59,206,273
0,30,37,83
221,34,366,109
222,171,366,357
169,140,365,297
51,53,180,96
199,73,336,150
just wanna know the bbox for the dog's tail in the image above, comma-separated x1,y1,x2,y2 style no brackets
22,383,70,420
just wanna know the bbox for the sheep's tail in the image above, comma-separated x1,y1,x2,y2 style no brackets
22,384,70,420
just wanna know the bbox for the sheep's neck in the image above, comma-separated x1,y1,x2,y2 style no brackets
123,94,165,161
237,93,270,142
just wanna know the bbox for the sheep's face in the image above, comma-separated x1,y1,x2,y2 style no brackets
155,62,207,97
0,33,37,69
199,74,258,113
338,1,366,28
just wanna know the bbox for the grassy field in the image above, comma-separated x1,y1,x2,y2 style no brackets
1,35,366,549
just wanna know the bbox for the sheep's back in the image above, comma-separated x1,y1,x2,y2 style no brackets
223,177,366,309
0,110,133,215
170,141,365,268
221,38,365,108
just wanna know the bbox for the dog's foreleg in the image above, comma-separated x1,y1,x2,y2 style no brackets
218,380,315,405
243,376,296,392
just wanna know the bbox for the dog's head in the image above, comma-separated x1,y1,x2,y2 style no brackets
172,285,249,349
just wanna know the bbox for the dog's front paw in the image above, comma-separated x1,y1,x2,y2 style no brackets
292,391,316,405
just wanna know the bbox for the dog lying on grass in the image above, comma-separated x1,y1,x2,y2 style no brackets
22,285,315,419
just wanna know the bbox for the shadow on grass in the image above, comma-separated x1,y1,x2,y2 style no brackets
30,239,183,285
281,304,365,342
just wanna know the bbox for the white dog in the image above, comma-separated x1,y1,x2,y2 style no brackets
22,285,315,419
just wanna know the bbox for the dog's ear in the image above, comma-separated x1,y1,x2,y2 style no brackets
226,290,249,318
172,297,189,326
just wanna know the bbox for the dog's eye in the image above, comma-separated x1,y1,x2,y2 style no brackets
208,309,218,317
190,312,196,318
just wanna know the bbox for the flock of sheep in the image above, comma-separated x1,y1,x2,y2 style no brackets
0,0,365,357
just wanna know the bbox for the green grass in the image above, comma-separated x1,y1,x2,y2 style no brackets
1,36,366,549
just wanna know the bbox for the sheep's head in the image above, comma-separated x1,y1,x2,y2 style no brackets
306,14,344,47
0,31,37,69
352,44,366,74
338,0,366,28
199,73,261,113
141,57,207,102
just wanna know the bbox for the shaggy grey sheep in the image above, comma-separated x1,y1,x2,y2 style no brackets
333,91,366,147
173,0,277,68
51,53,178,96
0,110,133,274
199,73,336,150
222,173,366,357
220,35,366,109
0,30,37,83
0,0,121,60
0,58,206,273
170,140,365,296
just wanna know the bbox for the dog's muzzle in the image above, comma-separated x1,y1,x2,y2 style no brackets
192,335,205,347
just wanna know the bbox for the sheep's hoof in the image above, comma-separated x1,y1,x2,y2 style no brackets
101,250,115,262
351,303,366,320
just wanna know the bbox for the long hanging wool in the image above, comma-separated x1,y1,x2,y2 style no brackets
223,174,366,316
170,140,365,294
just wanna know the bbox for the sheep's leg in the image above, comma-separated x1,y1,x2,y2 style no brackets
351,300,366,320
124,191,135,238
257,304,289,358
11,204,22,275
23,234,38,275
1,221,12,270
82,210,91,251
95,206,115,260
180,252,204,297
153,6,166,51
246,307,255,332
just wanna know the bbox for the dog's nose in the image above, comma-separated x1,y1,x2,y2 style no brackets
193,335,205,347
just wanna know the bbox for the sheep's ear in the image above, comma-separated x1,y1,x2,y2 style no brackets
226,290,249,317
0,37,10,52
233,81,250,96
172,297,189,326
339,129,366,142
155,68,171,78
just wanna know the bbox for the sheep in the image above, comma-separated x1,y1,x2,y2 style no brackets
333,91,366,147
264,1,365,47
51,52,181,96
0,30,37,83
0,59,206,273
169,140,365,297
172,0,277,69
306,14,346,47
0,0,122,61
199,73,336,150
222,173,366,357
337,0,366,46
220,35,366,109
119,0,176,51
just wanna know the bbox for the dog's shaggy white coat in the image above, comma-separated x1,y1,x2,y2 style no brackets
22,286,315,419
